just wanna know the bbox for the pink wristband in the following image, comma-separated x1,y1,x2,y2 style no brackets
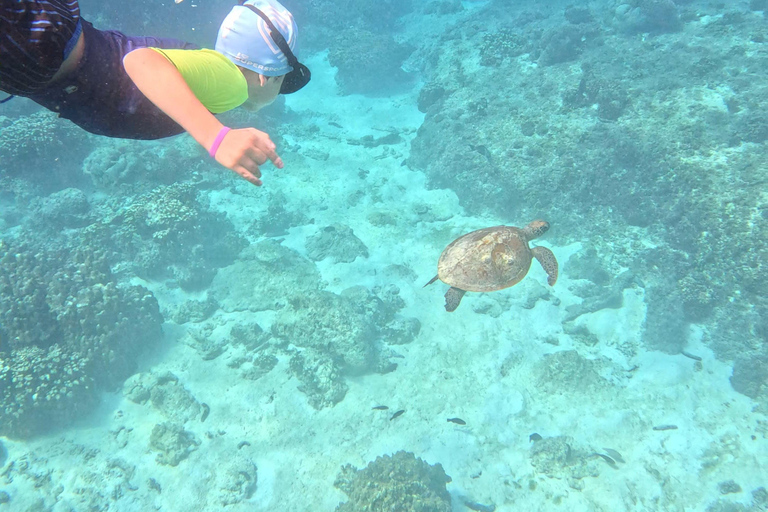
208,126,231,158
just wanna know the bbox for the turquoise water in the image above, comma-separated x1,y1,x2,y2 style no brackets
1,0,767,510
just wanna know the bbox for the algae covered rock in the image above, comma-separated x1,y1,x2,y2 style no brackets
123,371,203,423
533,350,608,395
149,422,200,466
530,435,600,489
213,454,258,506
274,291,378,374
334,451,452,512
289,348,348,409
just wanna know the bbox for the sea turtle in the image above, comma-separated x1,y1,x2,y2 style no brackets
425,220,558,312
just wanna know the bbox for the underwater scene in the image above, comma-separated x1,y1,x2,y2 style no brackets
1,0,767,510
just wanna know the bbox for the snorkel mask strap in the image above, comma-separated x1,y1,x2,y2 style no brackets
239,1,299,68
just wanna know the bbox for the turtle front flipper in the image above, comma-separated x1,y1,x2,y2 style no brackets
532,246,558,286
444,287,466,312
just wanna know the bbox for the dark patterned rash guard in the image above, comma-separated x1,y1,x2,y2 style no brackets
0,0,81,95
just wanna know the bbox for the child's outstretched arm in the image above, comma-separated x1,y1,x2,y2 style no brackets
123,48,284,186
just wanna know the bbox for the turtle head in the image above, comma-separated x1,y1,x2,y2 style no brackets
524,220,550,240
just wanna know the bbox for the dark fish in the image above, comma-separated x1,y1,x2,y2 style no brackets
390,409,405,421
200,403,210,422
469,144,492,161
372,405,389,410
529,433,542,442
237,441,251,449
329,121,343,128
653,424,678,431
447,418,466,425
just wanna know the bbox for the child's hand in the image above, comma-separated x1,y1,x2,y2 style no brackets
214,128,284,186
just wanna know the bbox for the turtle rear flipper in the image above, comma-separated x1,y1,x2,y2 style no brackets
444,287,466,312
532,246,558,286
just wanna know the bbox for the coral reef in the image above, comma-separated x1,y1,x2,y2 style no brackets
27,188,92,230
0,240,163,438
82,137,208,193
334,451,452,512
327,28,414,94
0,111,92,192
106,182,246,290
730,353,768,400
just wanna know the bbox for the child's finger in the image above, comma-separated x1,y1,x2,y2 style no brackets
233,165,262,186
259,146,282,168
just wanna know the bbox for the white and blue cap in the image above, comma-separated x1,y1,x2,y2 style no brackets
215,0,298,77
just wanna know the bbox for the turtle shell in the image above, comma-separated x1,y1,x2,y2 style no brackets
437,226,533,292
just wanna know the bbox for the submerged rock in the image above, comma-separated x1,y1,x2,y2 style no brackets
335,451,452,512
210,240,322,313
149,422,200,466
306,224,369,263
213,455,258,506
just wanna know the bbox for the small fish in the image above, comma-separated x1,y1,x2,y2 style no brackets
447,417,466,425
469,144,492,161
237,441,251,449
390,409,405,421
372,405,389,410
329,121,343,129
529,433,542,442
653,424,678,431
200,403,210,422
603,448,625,464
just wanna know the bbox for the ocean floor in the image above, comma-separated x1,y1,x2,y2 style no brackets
2,53,767,512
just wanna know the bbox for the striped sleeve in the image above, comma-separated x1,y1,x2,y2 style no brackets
0,0,81,96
